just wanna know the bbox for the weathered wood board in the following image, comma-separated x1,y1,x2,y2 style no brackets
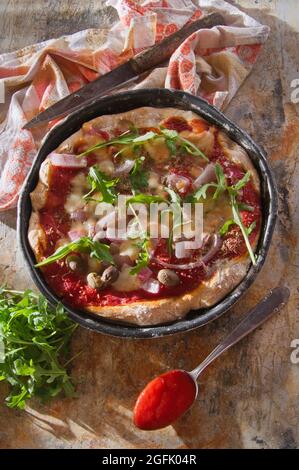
0,0,298,449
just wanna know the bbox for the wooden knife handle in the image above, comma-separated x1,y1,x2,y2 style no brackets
131,12,225,74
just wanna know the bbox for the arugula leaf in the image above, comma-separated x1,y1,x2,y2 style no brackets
89,240,114,264
164,186,181,204
35,237,113,267
161,128,209,161
229,192,256,265
126,194,166,205
219,203,257,264
194,182,217,200
165,138,177,156
213,162,227,199
127,203,147,239
84,166,118,204
219,219,236,236
160,129,178,139
246,220,257,235
0,288,77,409
238,202,254,212
178,136,209,161
194,163,226,200
132,131,156,143
129,156,148,191
231,171,251,191
130,239,150,275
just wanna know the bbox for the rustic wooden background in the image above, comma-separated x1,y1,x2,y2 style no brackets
0,0,298,449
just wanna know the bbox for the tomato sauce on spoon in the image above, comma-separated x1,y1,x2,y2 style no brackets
133,370,197,431
133,288,289,432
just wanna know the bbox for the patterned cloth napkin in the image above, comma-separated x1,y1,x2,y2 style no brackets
0,0,269,211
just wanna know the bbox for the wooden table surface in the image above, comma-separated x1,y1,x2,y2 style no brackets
0,0,298,449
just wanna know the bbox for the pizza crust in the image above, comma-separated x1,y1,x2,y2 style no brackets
85,258,250,326
29,106,261,326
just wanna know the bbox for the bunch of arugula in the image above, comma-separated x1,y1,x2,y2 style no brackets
0,288,77,409
193,162,257,265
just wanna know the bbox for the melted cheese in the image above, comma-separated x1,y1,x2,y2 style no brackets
144,137,170,163
180,129,215,156
203,194,232,233
97,159,115,175
112,265,141,292
119,240,140,261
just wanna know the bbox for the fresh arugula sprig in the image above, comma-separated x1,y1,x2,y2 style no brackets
126,194,166,205
78,128,209,162
78,130,138,157
129,156,148,192
160,128,209,161
84,166,119,204
229,192,257,265
194,162,227,200
35,237,113,267
194,163,257,265
130,239,150,275
0,288,77,409
78,130,156,158
219,219,256,237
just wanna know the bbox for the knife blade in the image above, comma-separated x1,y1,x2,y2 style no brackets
23,12,225,129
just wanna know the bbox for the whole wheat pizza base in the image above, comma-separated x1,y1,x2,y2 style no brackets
29,107,261,326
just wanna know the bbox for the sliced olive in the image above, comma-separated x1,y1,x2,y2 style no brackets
101,266,119,284
157,269,180,287
66,254,84,273
86,272,105,290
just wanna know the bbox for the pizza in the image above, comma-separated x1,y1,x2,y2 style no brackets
29,107,261,326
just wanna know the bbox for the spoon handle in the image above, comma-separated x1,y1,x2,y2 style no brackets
190,286,290,380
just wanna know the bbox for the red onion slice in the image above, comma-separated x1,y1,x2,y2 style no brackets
193,163,216,190
114,159,135,175
166,173,191,194
137,267,153,283
142,279,160,294
49,152,87,168
202,233,222,264
68,228,87,241
70,209,87,222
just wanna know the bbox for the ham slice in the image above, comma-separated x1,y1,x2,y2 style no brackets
49,152,87,168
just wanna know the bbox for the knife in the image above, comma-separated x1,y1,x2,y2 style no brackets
23,12,225,129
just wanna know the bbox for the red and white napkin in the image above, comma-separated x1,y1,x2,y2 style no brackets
0,0,269,211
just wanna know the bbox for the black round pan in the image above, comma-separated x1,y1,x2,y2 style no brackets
18,89,278,338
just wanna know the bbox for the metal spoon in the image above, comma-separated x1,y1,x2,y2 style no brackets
189,286,290,392
134,286,290,430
